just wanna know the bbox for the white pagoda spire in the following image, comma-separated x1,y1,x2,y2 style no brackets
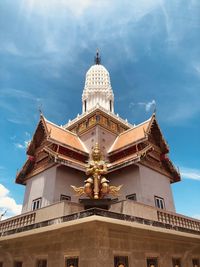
82,50,114,113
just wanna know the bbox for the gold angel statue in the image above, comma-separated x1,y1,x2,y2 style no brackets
71,143,122,199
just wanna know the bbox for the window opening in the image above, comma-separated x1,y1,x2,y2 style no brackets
192,259,199,267
155,196,165,209
32,198,42,211
65,257,79,267
36,259,47,267
114,256,129,267
172,258,181,267
14,262,23,267
126,193,137,201
60,195,71,201
147,258,158,267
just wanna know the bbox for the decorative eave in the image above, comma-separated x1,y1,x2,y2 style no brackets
107,144,153,172
15,154,54,185
46,136,88,156
108,114,169,156
44,117,89,154
43,147,86,172
27,114,88,155
15,158,33,185
26,114,48,156
160,154,181,183
108,117,151,155
108,136,148,156
146,113,169,153
16,114,89,184
65,106,133,133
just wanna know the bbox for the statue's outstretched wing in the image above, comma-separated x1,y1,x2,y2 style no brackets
109,185,123,196
71,185,85,196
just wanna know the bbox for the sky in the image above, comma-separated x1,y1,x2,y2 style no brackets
0,0,200,220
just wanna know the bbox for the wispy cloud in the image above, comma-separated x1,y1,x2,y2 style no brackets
0,184,22,219
130,99,156,112
0,88,40,101
14,132,31,150
14,143,26,150
0,88,42,125
7,118,26,125
180,167,200,181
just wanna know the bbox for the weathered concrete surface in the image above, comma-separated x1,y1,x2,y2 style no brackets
0,216,200,267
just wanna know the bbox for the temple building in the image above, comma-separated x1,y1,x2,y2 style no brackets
0,51,200,267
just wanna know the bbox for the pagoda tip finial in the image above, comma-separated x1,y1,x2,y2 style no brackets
153,103,156,115
38,104,43,117
95,48,101,65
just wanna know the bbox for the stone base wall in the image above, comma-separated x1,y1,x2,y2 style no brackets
0,218,200,267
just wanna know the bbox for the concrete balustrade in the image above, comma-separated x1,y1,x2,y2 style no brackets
0,200,200,237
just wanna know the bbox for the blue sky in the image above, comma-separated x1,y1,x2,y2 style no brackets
0,0,200,219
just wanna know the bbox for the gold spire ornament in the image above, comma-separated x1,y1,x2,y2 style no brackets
71,143,122,199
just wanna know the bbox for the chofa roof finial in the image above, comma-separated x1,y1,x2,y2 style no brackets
95,48,101,65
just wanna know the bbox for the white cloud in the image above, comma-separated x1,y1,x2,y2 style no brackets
14,132,31,150
145,99,156,112
14,143,26,149
0,184,22,219
130,99,156,112
14,140,30,150
0,184,9,198
180,167,200,181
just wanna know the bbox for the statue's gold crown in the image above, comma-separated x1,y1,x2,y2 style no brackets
92,143,101,157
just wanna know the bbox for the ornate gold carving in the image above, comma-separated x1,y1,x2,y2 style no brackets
71,185,85,196
71,143,122,199
88,116,96,126
110,121,117,132
100,116,108,126
79,121,87,132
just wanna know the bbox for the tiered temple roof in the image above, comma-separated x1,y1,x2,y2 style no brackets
16,111,180,185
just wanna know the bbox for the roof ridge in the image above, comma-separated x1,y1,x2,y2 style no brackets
117,116,152,137
77,137,89,153
64,106,134,128
107,136,119,153
44,117,78,137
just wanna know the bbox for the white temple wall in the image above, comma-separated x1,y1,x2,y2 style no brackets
80,125,117,157
108,164,175,212
22,166,57,213
22,165,85,213
139,165,175,212
54,165,84,203
108,165,142,201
